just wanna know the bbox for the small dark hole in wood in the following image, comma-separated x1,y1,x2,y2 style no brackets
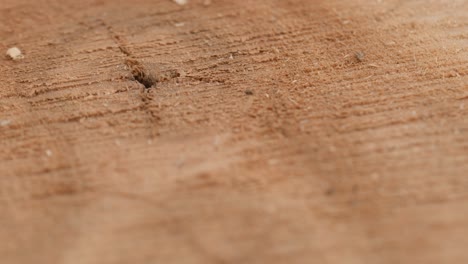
126,59,156,88
133,72,154,88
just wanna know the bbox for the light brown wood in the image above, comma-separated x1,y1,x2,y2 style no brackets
1,0,467,263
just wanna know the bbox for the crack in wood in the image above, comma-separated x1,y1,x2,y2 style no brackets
100,19,156,89
99,19,161,139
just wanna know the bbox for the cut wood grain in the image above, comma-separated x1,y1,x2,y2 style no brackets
0,0,467,263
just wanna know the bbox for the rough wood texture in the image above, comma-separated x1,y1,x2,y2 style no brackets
1,0,467,263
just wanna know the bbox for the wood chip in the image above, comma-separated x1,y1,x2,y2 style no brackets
6,47,24,60
174,0,188,5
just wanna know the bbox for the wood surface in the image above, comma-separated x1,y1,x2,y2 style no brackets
1,0,467,263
